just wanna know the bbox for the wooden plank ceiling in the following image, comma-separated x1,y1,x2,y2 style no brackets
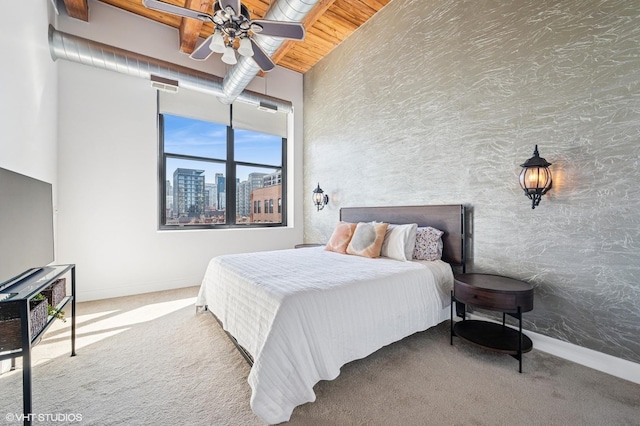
61,0,392,74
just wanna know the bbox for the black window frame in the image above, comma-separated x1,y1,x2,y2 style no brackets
158,112,287,230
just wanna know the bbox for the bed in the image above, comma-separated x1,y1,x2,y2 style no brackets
196,204,465,424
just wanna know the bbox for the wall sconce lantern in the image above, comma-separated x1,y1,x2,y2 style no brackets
312,183,329,211
519,145,552,209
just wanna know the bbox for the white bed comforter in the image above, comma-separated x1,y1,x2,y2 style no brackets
196,247,453,424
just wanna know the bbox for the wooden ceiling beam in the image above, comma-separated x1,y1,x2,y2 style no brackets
79,0,391,74
63,0,89,21
179,0,215,54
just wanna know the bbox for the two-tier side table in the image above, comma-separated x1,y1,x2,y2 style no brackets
450,273,534,373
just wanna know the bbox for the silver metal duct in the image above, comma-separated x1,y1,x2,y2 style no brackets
220,0,319,103
48,26,292,112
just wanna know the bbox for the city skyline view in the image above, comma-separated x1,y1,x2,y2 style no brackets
164,114,282,183
162,113,284,226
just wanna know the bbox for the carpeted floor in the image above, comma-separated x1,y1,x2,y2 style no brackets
1,286,638,425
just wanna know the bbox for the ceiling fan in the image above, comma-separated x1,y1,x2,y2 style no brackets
142,0,306,72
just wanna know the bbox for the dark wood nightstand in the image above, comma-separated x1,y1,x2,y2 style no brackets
294,243,324,249
450,273,534,372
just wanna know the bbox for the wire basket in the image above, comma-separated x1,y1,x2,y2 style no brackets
41,278,66,307
0,297,48,352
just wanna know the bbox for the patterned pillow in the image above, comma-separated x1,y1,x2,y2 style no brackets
346,222,389,258
325,221,357,254
412,227,444,261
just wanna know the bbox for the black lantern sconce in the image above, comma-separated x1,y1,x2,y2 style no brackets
519,145,552,209
312,183,329,211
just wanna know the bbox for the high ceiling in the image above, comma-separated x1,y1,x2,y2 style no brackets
60,0,392,74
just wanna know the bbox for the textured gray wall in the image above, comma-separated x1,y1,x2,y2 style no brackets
303,0,640,364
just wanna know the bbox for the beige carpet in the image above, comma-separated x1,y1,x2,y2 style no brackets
1,286,638,426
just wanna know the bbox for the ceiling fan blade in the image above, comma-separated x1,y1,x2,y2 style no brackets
249,38,275,72
190,35,214,61
142,0,212,22
218,0,242,16
250,20,305,40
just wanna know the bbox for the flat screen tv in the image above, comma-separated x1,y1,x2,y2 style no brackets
0,167,55,291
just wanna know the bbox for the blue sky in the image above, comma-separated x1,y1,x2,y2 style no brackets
164,114,281,183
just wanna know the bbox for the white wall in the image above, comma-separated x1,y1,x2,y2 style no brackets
56,0,304,301
0,2,58,195
0,0,58,376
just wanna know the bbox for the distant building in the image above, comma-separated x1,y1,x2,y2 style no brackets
237,180,251,218
173,168,205,219
205,183,217,209
215,173,225,211
166,195,173,217
166,180,174,216
250,184,282,223
249,173,266,190
218,191,226,210
263,170,281,187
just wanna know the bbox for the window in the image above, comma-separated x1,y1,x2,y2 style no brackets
158,104,287,229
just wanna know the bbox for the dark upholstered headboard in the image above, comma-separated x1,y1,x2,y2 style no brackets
340,204,465,267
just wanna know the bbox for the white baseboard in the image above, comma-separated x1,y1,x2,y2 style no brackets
77,278,200,302
465,313,640,385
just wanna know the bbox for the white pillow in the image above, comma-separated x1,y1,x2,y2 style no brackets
380,223,418,261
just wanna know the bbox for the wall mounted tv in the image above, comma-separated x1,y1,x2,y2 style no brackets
0,167,55,290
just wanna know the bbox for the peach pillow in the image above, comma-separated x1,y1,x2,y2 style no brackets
346,222,389,258
325,221,357,254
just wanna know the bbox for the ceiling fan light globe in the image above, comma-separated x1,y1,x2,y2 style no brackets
238,38,254,57
221,46,237,64
209,31,226,53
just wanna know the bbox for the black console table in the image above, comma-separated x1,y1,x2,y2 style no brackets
450,273,533,373
0,265,76,426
